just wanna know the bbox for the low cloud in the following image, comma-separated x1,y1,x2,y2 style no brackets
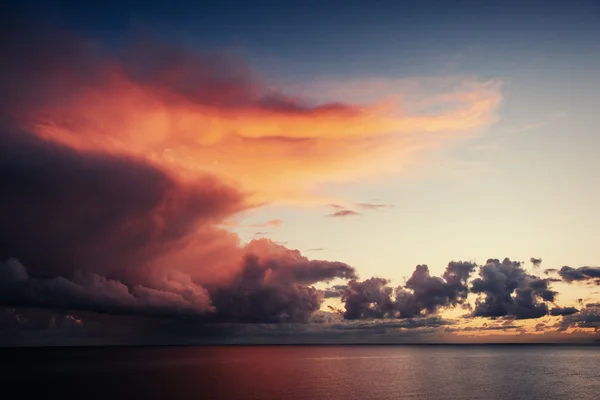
0,308,456,346
342,261,476,320
0,259,214,318
549,307,579,316
206,240,357,323
559,304,600,331
556,266,600,284
470,258,556,319
1,240,357,324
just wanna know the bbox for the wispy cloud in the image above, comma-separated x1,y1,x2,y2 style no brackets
328,209,361,218
249,219,283,228
356,202,393,210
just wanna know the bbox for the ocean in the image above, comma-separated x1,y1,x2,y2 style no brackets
1,345,599,399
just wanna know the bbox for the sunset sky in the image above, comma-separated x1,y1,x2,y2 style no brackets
1,0,599,345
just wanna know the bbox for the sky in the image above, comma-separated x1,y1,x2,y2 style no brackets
1,0,600,345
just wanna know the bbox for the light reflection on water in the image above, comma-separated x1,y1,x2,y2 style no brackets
2,345,599,399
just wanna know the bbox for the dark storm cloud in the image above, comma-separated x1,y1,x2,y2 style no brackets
470,258,556,319
0,243,356,324
0,129,244,280
549,307,579,316
342,278,394,320
342,261,476,320
0,259,214,317
0,129,357,324
206,252,356,323
394,262,476,317
557,266,600,283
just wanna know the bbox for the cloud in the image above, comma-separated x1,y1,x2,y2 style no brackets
327,202,393,217
470,258,556,319
530,257,542,268
559,304,600,331
0,239,357,324
12,20,588,346
444,323,521,333
0,20,373,329
556,266,600,284
356,203,393,210
341,261,476,320
2,22,502,205
321,290,343,299
0,127,358,324
549,307,579,316
0,259,214,317
342,278,394,320
395,262,475,317
328,209,361,218
200,240,357,323
0,129,245,280
249,219,283,228
0,307,458,346
318,284,350,299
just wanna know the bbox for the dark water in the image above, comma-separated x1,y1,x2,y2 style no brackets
1,345,599,399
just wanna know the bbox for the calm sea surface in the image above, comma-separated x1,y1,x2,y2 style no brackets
1,345,599,399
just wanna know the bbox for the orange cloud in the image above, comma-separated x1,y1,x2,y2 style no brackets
11,33,502,205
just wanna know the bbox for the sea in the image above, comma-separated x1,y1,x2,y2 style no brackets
1,345,599,399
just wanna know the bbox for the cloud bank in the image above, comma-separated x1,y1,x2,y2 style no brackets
2,18,593,345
